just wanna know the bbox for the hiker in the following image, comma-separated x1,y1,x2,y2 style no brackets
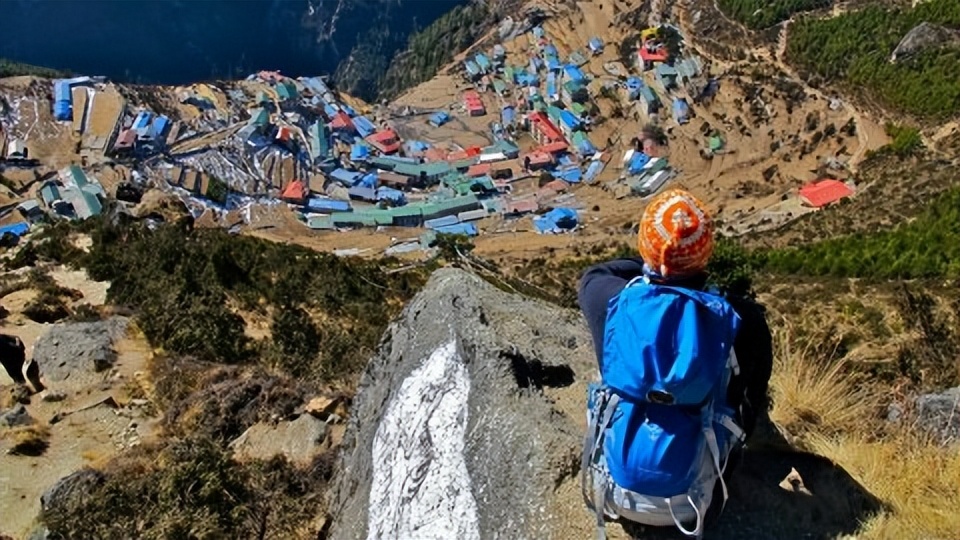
578,189,773,539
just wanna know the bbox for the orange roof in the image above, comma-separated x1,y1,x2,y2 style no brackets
465,146,482,157
525,151,554,165
365,128,401,153
281,180,309,203
799,179,854,208
423,148,449,162
276,126,292,141
467,163,492,177
447,150,469,161
330,111,355,131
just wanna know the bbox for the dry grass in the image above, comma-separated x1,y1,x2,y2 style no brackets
808,433,960,539
770,325,882,440
769,325,960,539
4,424,51,456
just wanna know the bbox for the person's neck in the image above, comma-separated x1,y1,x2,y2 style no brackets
642,265,708,289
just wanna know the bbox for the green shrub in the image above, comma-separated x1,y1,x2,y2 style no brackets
885,123,923,157
758,188,960,279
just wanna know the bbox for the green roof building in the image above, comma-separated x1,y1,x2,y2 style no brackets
276,81,298,101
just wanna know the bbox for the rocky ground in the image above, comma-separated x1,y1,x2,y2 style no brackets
0,268,160,538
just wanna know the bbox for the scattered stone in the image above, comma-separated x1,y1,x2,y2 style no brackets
0,404,34,427
229,414,328,466
915,386,960,446
33,317,129,382
40,390,67,403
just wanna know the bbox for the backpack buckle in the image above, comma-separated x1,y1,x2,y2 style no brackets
647,390,675,405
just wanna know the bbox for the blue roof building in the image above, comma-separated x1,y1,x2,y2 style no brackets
673,98,690,124
376,187,406,206
464,60,481,78
347,185,377,202
501,105,516,126
0,222,30,238
626,77,643,101
305,197,351,213
329,168,363,187
588,37,604,54
434,222,478,237
429,111,450,127
350,144,370,162
475,53,492,73
150,116,170,142
544,44,558,57
53,80,72,121
132,111,153,131
353,116,377,138
563,65,586,82
639,86,661,114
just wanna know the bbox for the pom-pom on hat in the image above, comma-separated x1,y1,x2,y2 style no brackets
637,189,714,278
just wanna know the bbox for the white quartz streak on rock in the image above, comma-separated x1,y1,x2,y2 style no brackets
367,341,480,540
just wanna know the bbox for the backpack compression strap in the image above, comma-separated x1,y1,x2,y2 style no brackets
581,390,620,540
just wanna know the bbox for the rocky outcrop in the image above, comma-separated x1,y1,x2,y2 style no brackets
890,22,960,63
328,268,592,540
0,404,34,427
33,318,129,382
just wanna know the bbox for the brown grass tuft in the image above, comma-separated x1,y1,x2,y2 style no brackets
5,424,51,456
770,325,881,441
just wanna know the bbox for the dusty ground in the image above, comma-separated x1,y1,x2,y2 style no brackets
0,268,158,539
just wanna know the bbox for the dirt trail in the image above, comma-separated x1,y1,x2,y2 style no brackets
0,269,160,538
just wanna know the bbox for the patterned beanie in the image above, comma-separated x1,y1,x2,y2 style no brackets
637,189,714,278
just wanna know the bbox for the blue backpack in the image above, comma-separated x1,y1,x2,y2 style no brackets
581,277,744,539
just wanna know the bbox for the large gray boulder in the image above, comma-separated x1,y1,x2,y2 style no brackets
40,469,105,514
33,318,129,382
890,22,960,63
328,268,593,540
915,386,960,446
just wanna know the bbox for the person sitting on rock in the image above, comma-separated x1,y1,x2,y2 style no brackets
577,189,774,537
578,189,773,436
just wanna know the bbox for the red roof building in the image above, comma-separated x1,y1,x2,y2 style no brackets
537,141,569,155
365,129,401,154
527,111,566,146
275,125,293,142
638,40,669,66
524,150,555,170
799,179,854,208
329,111,355,132
281,180,309,204
504,198,539,214
463,90,486,116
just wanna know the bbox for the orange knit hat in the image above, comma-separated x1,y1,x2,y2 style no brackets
638,189,714,278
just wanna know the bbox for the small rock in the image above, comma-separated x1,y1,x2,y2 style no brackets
0,404,34,427
779,467,812,496
130,399,149,407
41,391,67,403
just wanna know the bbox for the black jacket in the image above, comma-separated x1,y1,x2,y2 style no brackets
577,257,773,438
